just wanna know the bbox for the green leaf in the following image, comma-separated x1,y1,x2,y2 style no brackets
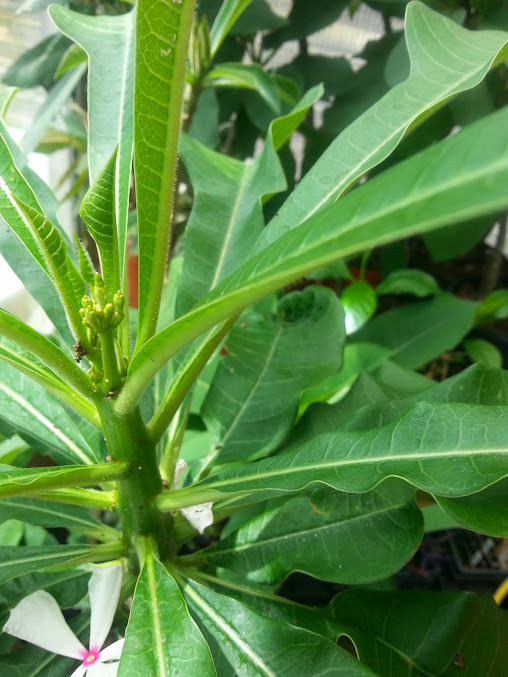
376,269,441,297
80,148,120,293
0,541,124,585
197,480,422,585
0,333,99,426
21,65,87,154
183,578,378,676
161,400,508,509
436,478,508,538
298,342,391,416
49,6,135,290
118,555,215,676
0,497,117,540
255,1,508,251
296,363,432,445
133,0,196,349
0,130,74,343
0,568,89,621
475,289,508,324
0,306,95,399
340,280,377,334
2,34,71,90
202,287,345,465
0,462,128,499
176,86,321,317
12,198,87,342
73,233,96,289
0,361,101,465
464,338,502,369
353,295,476,369
328,589,508,676
0,435,30,466
120,106,508,412
209,0,253,57
0,520,23,546
54,43,87,80
206,63,279,113
422,215,494,261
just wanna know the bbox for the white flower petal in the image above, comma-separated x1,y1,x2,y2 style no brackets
69,664,88,677
88,662,120,677
88,564,122,651
180,502,214,534
97,638,124,662
171,459,187,490
2,590,85,659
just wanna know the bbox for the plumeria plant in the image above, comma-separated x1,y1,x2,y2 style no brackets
1,0,508,674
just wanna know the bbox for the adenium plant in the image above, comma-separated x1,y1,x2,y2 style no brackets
0,0,508,674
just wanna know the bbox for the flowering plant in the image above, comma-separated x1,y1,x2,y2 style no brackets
0,0,508,674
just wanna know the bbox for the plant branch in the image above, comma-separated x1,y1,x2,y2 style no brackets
148,318,235,444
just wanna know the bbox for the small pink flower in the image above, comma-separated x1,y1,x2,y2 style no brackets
3,563,124,676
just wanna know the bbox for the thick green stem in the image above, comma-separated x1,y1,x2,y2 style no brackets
99,329,123,392
97,398,164,555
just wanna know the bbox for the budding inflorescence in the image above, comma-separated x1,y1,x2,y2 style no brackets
79,274,125,335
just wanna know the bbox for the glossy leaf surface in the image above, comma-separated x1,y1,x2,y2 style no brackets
122,105,508,411
329,589,508,676
183,579,377,676
49,6,135,285
134,0,196,348
202,287,344,465
199,480,422,584
255,1,508,252
118,556,215,676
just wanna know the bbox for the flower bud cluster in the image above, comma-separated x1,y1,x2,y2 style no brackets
79,274,125,335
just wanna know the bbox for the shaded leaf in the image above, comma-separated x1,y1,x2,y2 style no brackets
198,480,422,585
183,578,377,676
376,269,441,297
202,287,345,465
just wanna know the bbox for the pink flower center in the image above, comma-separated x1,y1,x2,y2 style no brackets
81,648,100,666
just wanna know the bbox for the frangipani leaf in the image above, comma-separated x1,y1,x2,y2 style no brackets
254,1,508,252
118,555,216,676
121,105,508,412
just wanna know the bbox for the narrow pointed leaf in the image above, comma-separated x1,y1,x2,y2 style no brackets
0,497,118,541
0,542,124,586
0,360,101,465
0,462,128,499
176,86,321,317
49,6,135,286
202,287,344,465
0,307,95,398
159,401,508,509
183,579,377,676
206,63,279,113
133,0,196,349
118,555,215,676
209,0,253,57
2,34,71,90
436,478,508,538
353,295,476,369
198,480,422,585
80,148,120,292
120,105,508,412
0,335,99,426
328,589,508,676
254,1,508,252
21,64,87,155
13,198,86,340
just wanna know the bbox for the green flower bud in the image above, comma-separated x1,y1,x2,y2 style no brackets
113,291,125,311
